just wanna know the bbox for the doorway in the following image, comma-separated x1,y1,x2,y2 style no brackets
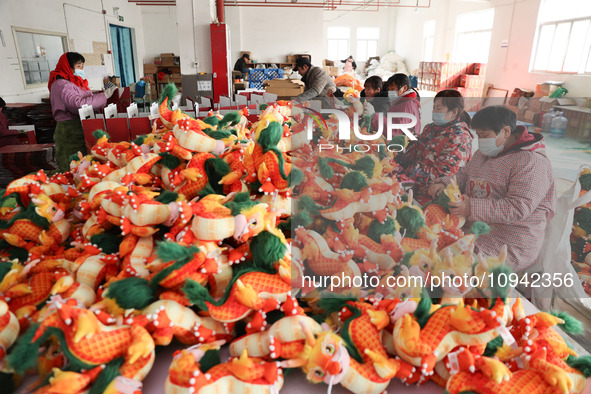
109,24,136,87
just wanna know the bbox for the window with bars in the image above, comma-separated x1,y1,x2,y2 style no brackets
423,20,436,62
357,27,379,61
453,9,495,63
531,0,591,73
13,27,68,87
327,27,351,62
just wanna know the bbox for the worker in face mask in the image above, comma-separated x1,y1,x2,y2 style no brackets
396,89,473,192
370,73,422,137
48,52,116,171
428,105,556,273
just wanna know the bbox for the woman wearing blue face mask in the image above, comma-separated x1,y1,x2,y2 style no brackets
397,89,473,191
49,52,117,171
428,105,556,272
370,73,422,137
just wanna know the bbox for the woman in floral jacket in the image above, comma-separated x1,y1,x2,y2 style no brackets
397,89,473,191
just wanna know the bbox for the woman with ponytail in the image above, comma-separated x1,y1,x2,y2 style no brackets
397,89,473,191
49,52,117,171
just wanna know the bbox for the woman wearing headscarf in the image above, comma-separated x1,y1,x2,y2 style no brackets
49,52,116,171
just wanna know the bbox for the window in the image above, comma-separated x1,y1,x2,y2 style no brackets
12,27,68,88
327,27,350,61
357,27,379,61
531,0,591,73
423,20,436,62
453,9,495,63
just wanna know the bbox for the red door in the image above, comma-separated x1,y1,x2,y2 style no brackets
210,23,230,102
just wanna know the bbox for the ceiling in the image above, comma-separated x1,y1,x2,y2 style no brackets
128,0,433,11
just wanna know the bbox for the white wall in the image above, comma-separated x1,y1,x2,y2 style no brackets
223,7,399,68
395,0,591,97
485,0,591,98
323,8,397,64
141,5,179,63
225,7,324,66
0,0,146,103
176,0,215,75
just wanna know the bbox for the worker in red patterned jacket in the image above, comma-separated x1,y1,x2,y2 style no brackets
397,89,473,191
429,105,556,272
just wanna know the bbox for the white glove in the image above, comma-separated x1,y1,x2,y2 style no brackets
363,100,375,116
104,86,117,99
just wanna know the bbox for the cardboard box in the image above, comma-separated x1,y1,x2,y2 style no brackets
528,98,542,112
240,51,251,59
107,76,120,87
293,54,312,63
506,105,518,114
517,108,527,120
322,66,338,77
161,53,176,57
286,55,296,64
323,59,335,67
263,78,305,97
365,56,380,72
167,74,182,83
234,82,247,92
154,56,179,67
144,64,158,74
539,97,576,111
524,110,538,124
470,63,487,75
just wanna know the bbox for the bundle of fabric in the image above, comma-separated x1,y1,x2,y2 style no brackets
366,51,409,80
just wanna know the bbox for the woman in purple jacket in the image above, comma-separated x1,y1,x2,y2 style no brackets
49,52,116,171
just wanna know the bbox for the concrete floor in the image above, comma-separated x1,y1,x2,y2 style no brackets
544,132,591,182
531,132,591,352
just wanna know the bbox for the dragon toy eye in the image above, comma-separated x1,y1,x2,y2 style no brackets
325,344,336,355
314,369,325,378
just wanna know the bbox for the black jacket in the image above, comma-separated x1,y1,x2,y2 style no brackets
234,58,248,73
360,89,389,113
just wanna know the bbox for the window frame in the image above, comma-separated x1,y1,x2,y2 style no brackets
356,27,379,61
453,9,494,63
12,26,69,90
422,20,436,62
327,27,351,62
530,16,591,74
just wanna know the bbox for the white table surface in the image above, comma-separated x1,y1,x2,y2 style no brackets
16,295,583,394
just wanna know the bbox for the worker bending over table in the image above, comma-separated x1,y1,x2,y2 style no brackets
429,105,556,272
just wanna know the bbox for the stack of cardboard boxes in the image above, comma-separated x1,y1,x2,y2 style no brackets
508,96,577,127
504,83,576,128
322,60,338,77
418,62,487,97
263,79,305,99
143,53,182,100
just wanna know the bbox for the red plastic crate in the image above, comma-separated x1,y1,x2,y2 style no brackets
105,118,131,142
130,118,152,140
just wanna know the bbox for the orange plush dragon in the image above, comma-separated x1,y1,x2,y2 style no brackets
166,341,285,394
272,299,416,394
5,297,155,394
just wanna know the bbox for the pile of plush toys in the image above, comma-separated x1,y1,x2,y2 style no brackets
0,84,590,394
571,167,591,297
